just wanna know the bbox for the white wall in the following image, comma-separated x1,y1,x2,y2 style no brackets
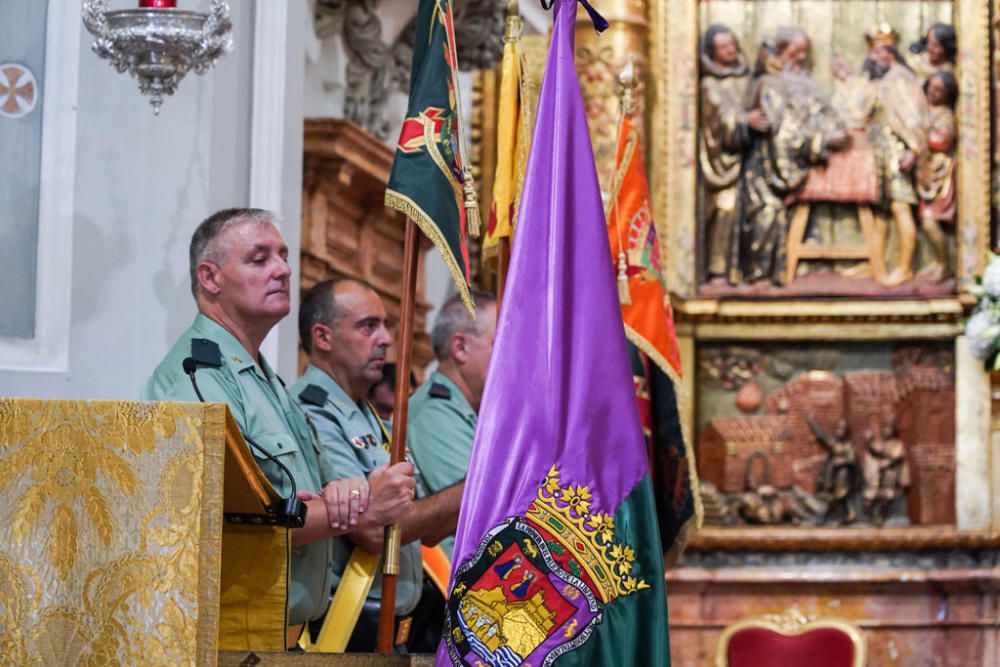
0,1,307,399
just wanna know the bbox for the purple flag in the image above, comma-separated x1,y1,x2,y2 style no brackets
439,1,671,664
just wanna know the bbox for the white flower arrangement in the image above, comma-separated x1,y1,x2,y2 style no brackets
966,252,1000,369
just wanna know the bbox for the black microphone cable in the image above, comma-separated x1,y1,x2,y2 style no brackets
182,357,306,527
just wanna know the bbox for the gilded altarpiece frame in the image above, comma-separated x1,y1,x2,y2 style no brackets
646,0,996,541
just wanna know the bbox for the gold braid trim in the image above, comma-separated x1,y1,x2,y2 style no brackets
604,126,639,219
385,188,475,317
623,323,685,401
623,323,703,563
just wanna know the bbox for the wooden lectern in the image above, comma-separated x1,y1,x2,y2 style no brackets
0,399,290,665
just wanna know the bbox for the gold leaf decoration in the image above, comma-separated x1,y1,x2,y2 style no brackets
84,487,115,546
0,446,34,490
48,503,78,580
10,484,46,542
0,397,30,449
97,448,139,496
0,552,37,665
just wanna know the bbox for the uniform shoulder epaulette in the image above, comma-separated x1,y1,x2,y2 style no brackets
429,382,451,400
299,384,329,407
190,338,223,367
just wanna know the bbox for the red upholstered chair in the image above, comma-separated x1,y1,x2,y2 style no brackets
716,607,867,667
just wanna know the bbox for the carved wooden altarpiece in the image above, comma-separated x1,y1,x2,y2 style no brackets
643,2,1000,664
301,119,433,374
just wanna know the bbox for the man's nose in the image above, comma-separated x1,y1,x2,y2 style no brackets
376,324,392,346
274,257,292,280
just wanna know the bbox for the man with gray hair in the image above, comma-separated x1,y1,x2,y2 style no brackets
407,290,498,557
144,208,415,642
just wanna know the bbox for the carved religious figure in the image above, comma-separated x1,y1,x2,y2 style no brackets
698,24,767,283
861,420,912,525
916,70,958,281
732,26,848,285
807,413,859,524
693,14,965,295
733,451,818,525
907,22,957,83
864,26,930,286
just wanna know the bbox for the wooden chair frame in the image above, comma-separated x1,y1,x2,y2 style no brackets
715,607,868,667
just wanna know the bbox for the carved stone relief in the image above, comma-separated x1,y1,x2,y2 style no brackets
313,0,505,141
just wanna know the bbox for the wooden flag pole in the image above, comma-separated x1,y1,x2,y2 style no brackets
377,217,421,654
496,236,512,308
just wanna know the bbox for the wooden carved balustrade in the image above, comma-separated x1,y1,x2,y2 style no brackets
301,119,433,375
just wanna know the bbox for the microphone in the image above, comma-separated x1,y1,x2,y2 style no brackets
182,357,306,528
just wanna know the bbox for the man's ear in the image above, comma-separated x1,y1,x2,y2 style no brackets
197,261,222,296
449,332,468,364
312,322,334,353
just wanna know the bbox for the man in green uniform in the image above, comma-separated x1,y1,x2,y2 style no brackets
294,277,465,652
407,291,497,557
144,208,415,640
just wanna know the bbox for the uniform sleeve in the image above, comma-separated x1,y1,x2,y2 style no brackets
301,404,369,481
303,417,340,485
407,400,475,495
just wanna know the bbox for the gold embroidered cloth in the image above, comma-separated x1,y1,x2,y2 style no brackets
0,399,286,666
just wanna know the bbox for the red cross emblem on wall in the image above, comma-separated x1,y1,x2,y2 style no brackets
0,64,38,119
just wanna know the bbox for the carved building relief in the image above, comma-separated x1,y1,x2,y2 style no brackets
696,342,955,528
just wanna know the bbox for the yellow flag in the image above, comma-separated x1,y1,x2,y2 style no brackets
483,3,529,265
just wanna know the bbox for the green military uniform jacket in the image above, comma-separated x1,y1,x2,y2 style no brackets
406,371,476,558
143,314,336,626
292,364,422,616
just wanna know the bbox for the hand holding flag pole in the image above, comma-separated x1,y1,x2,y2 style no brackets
377,220,420,654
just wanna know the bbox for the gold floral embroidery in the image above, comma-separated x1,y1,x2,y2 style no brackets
0,399,226,666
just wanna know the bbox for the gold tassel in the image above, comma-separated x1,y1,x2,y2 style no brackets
463,173,482,238
617,251,631,305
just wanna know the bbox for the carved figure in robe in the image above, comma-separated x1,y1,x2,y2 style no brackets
907,22,957,83
698,24,768,282
807,413,858,524
732,27,848,285
862,421,911,525
865,27,930,286
916,70,958,281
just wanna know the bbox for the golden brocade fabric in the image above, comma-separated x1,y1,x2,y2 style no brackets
0,399,278,666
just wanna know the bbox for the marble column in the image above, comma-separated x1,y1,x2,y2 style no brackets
954,335,999,530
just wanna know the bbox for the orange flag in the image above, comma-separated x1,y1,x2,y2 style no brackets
606,100,682,381
607,72,701,565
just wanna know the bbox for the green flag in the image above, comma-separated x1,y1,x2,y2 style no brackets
385,0,477,313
